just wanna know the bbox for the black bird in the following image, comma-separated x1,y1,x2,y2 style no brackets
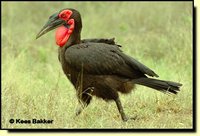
36,8,182,121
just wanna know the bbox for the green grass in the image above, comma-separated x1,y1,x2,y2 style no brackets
2,2,193,129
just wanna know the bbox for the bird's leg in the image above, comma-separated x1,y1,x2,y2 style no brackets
76,87,93,116
76,96,91,116
115,98,137,121
115,97,128,122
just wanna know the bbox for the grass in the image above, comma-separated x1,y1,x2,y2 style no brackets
2,2,193,129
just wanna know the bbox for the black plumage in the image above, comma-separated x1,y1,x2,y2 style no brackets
36,8,182,121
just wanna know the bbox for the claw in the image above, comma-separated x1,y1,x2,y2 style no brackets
122,115,137,122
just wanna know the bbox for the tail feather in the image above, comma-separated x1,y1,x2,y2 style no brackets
132,78,182,94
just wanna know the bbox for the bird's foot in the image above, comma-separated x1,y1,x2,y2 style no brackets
122,115,137,122
122,116,128,122
75,107,82,116
129,115,137,120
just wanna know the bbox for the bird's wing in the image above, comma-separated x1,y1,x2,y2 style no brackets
81,38,121,47
65,43,158,78
119,53,159,77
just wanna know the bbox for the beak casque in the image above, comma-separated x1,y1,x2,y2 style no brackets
36,13,65,39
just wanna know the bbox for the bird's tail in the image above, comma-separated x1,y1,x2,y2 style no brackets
132,78,182,94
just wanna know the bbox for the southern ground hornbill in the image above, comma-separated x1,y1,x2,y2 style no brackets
36,8,182,121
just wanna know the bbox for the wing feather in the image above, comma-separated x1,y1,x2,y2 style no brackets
65,43,158,78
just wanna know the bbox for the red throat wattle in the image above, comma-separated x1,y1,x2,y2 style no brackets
55,19,75,47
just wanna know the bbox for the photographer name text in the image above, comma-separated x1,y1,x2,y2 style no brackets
9,118,53,124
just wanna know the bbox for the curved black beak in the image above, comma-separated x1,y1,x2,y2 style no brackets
36,12,65,39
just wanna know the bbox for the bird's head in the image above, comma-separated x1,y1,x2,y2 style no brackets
36,8,82,47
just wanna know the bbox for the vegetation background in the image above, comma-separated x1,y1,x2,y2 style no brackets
2,2,193,128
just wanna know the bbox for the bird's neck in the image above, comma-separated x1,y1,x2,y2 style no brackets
65,32,81,47
55,18,82,48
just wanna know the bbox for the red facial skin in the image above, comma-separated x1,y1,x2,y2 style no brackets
55,10,74,47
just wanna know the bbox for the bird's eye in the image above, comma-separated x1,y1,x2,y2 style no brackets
59,10,73,20
61,14,66,18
